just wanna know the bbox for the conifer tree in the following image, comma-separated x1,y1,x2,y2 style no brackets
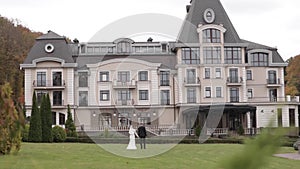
28,92,42,142
41,94,52,142
0,83,24,155
65,104,77,137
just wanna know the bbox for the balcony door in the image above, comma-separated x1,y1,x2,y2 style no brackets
268,70,277,84
53,72,62,86
229,68,238,83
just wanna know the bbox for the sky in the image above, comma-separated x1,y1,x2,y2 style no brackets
0,0,299,60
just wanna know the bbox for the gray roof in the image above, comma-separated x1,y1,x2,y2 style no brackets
76,54,177,70
242,39,285,63
36,30,66,41
24,31,75,64
178,0,241,43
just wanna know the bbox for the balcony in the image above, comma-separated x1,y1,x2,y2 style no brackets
227,77,243,86
33,80,66,89
113,80,136,89
184,77,200,87
115,99,134,106
266,78,281,88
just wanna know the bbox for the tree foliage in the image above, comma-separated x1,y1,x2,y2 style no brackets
41,94,53,142
28,92,42,142
0,16,41,107
0,83,24,155
65,105,77,137
285,55,300,96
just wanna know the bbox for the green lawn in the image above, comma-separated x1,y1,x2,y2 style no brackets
1,143,299,169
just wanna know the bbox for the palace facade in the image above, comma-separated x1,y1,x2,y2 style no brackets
21,0,299,135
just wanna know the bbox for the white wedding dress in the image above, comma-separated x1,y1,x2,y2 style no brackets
126,126,137,150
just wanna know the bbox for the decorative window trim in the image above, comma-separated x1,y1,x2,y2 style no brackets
203,8,215,23
45,43,54,53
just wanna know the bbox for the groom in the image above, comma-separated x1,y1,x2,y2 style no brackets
137,123,147,149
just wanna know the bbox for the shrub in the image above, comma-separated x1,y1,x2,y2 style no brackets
21,124,30,142
195,125,202,137
237,125,244,135
65,105,77,137
52,126,66,142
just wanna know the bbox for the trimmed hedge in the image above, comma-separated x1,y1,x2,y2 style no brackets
52,126,66,142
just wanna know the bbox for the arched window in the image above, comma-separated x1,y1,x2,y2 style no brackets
117,41,131,53
203,29,221,43
251,52,268,67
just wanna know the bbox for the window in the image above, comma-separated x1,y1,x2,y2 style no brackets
59,113,65,125
52,112,56,125
205,87,211,98
118,71,130,82
52,72,62,86
118,90,131,101
251,53,268,67
100,90,110,101
246,70,252,80
148,46,154,53
203,47,221,64
160,71,170,86
139,90,149,100
53,91,62,106
216,87,222,98
37,72,46,87
87,47,93,53
117,90,131,105
205,68,210,79
182,48,200,64
248,89,253,99
162,44,167,53
268,70,277,84
78,72,88,87
36,91,47,105
215,68,221,78
225,47,242,64
269,89,277,102
79,91,88,106
187,88,196,103
138,71,148,81
277,108,282,127
160,90,170,105
203,29,221,43
289,109,295,127
230,88,239,102
186,69,196,84
100,72,109,82
117,41,130,53
228,68,239,83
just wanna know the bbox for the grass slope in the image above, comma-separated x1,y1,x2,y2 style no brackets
0,143,299,169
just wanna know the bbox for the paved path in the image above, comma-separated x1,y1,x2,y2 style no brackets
274,153,300,160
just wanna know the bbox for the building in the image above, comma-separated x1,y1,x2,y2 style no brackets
21,0,299,136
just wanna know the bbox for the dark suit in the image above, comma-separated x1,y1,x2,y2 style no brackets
138,126,147,149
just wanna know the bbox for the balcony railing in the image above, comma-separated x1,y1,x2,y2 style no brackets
33,80,66,88
266,78,281,87
115,99,134,106
113,80,136,89
184,77,201,86
227,77,243,84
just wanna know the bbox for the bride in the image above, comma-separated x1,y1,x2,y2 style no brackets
126,125,139,150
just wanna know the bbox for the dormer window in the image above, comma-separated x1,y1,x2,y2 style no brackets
117,41,131,53
203,29,221,43
250,52,269,67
